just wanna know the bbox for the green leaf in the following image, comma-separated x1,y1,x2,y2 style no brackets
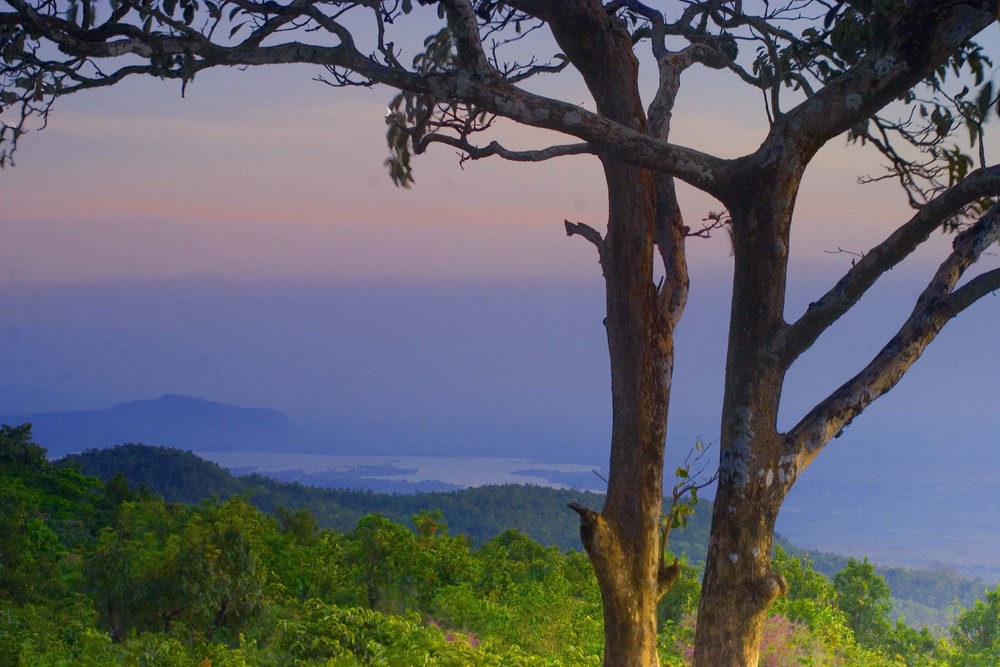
976,81,994,118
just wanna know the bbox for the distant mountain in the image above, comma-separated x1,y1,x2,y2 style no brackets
2,394,303,456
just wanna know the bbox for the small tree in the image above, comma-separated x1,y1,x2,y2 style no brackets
0,423,47,468
832,557,892,649
2,1,999,665
952,584,1000,666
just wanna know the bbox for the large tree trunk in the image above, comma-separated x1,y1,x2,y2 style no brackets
694,442,788,666
692,169,801,666
571,157,671,667
551,6,683,666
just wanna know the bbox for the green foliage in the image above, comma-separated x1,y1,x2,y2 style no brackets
772,547,853,647
83,496,269,641
3,439,991,666
834,557,894,649
275,600,582,667
785,544,983,633
950,584,1000,666
0,423,48,468
70,444,700,555
658,557,700,628
886,620,951,667
0,480,66,602
0,597,116,667
63,444,244,501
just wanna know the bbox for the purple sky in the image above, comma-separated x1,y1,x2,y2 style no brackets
1,33,999,490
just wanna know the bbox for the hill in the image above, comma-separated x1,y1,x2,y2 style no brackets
781,545,991,629
62,442,710,559
10,426,971,667
62,442,990,631
4,394,303,456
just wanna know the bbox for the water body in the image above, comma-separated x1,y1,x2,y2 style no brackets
197,451,605,491
198,449,1000,580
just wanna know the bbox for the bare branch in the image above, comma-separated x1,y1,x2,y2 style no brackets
948,266,1000,314
654,175,689,327
503,56,569,84
779,164,1000,365
415,133,592,162
785,201,1000,470
688,209,731,239
565,219,606,258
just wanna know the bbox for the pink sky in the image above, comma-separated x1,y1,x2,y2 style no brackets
2,57,966,288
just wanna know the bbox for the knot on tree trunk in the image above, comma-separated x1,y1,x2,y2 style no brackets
657,557,681,599
752,570,788,610
567,502,602,554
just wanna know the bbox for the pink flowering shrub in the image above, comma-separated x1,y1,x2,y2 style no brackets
427,617,481,649
758,613,813,667
674,612,825,666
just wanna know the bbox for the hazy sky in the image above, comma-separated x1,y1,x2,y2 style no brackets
1,19,999,491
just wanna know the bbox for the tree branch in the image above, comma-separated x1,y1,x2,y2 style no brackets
778,164,1000,366
565,220,606,260
1,0,732,192
414,133,592,162
948,266,1000,314
438,0,491,73
785,201,1000,472
756,1,997,169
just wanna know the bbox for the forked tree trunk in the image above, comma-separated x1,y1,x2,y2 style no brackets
569,155,692,666
551,8,680,665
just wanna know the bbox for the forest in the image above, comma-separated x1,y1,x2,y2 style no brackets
3,425,1000,666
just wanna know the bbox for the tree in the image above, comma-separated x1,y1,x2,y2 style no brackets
832,557,892,649
2,1,999,665
0,423,48,469
951,583,1000,666
84,497,269,641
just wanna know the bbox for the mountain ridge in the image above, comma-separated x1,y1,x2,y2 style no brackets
2,394,303,456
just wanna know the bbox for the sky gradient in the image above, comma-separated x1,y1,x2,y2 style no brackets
2,24,1000,567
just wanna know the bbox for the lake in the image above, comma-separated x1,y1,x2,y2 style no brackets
196,450,608,492
197,448,1000,580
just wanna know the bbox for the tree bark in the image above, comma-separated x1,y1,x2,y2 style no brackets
692,164,802,666
571,154,681,667
592,157,669,667
550,6,682,666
